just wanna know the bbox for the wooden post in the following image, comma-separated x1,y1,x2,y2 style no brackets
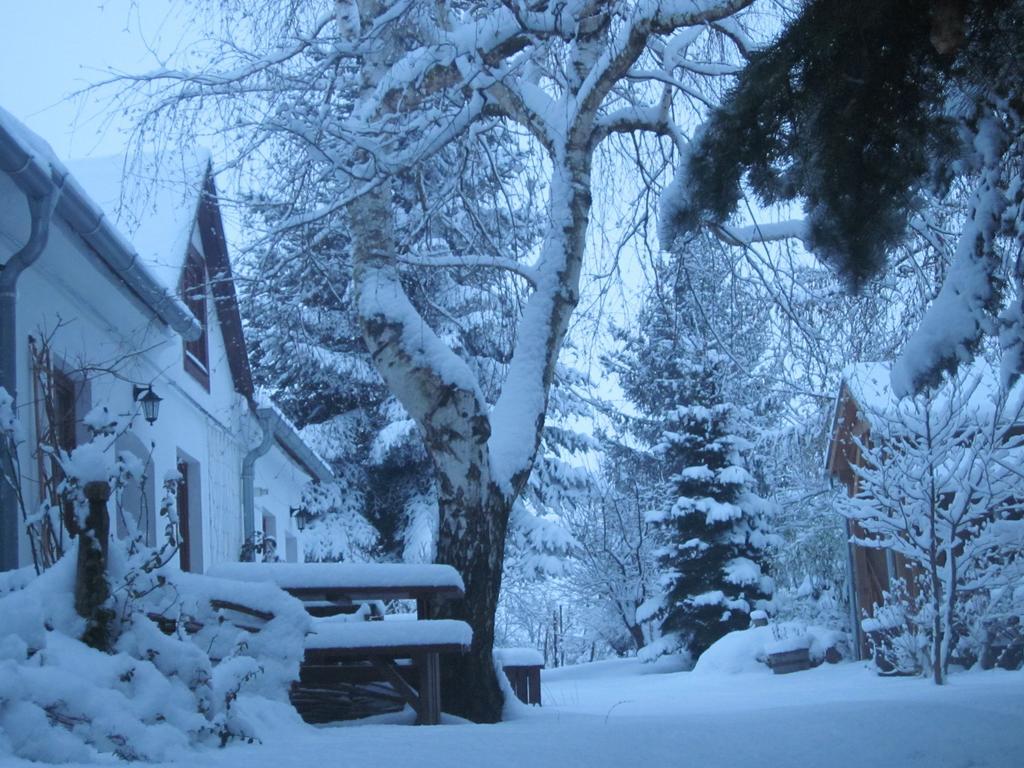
416,652,442,725
416,596,430,620
76,480,113,651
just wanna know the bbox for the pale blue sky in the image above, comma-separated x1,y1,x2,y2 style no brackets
0,0,185,158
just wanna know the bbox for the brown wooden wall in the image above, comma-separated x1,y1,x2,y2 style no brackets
828,385,893,659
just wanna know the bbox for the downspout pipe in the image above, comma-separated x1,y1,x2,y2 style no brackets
241,408,275,550
0,186,57,572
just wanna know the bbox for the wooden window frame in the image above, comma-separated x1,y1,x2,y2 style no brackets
52,369,78,453
182,247,211,391
177,458,193,572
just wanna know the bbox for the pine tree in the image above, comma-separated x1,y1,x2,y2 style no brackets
649,355,773,659
613,237,774,660
660,0,1024,394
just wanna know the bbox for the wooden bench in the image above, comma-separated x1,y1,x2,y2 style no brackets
207,562,471,724
302,619,471,724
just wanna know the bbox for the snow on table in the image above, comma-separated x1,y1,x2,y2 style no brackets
207,562,465,594
495,648,544,667
305,619,472,654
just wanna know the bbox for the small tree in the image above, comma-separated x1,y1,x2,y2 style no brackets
840,368,1024,683
561,445,661,655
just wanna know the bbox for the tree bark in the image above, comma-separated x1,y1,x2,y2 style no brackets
925,416,944,684
434,486,510,722
943,540,958,677
349,180,513,721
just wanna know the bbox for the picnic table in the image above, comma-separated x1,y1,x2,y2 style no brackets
207,562,471,724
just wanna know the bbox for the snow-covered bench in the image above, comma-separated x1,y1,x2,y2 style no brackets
495,647,543,705
302,618,472,724
208,562,465,617
206,562,471,724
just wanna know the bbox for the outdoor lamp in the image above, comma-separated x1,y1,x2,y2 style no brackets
133,385,163,425
291,506,313,531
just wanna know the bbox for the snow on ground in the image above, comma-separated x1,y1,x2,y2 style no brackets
5,659,1021,768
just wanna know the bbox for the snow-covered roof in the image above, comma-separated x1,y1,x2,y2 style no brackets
253,389,335,484
70,144,257,401
841,360,1006,425
840,361,896,420
827,359,1024,475
0,105,63,172
67,149,210,296
0,106,200,340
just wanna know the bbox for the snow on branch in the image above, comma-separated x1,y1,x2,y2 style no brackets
115,10,338,90
892,119,1009,397
573,0,754,139
709,16,760,58
714,219,809,247
624,69,717,109
398,253,540,288
593,100,684,149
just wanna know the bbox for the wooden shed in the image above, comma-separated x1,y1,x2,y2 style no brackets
825,364,918,660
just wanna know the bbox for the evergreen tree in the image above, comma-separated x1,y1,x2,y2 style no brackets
661,0,1024,394
613,236,774,660
648,354,773,659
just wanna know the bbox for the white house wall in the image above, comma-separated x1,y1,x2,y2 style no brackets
253,441,311,563
6,189,251,571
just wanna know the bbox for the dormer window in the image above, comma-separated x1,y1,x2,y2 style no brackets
182,247,210,390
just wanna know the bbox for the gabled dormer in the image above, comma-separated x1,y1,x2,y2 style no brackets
68,151,254,406
182,245,210,388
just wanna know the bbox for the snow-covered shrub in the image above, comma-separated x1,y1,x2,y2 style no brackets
1,435,310,762
956,582,1024,669
0,546,309,762
769,574,850,644
240,530,280,562
860,581,929,676
766,483,852,636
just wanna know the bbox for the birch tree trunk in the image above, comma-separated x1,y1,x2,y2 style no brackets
924,414,945,685
348,144,590,720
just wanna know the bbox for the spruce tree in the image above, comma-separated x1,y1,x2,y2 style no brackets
614,237,774,660
660,0,1024,393
650,354,773,659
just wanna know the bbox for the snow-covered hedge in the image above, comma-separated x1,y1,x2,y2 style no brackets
0,546,309,762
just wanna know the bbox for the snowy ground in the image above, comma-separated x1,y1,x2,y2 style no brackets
9,659,1022,767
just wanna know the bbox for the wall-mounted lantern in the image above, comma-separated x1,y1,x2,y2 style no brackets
133,384,163,425
291,506,314,531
